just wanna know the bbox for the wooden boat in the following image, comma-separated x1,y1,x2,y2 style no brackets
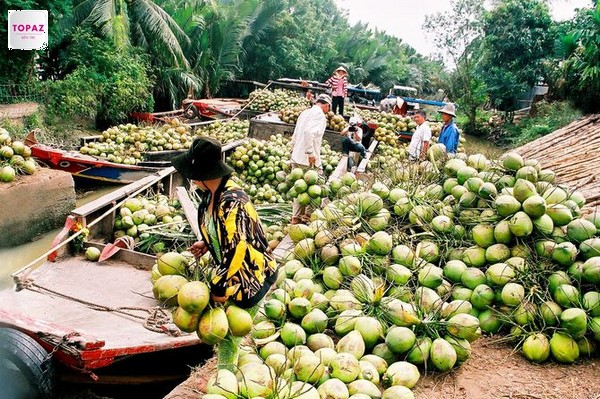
25,132,166,184
0,168,209,396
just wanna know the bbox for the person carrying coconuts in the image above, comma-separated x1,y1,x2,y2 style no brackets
172,137,278,369
437,103,460,153
289,94,331,224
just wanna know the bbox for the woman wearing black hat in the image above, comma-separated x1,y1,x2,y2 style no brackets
172,137,278,369
172,136,278,308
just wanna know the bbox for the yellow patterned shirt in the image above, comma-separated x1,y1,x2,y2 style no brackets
198,178,278,306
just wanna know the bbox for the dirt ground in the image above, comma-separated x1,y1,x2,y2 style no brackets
165,338,600,399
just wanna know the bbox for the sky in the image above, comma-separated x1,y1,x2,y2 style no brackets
333,0,592,58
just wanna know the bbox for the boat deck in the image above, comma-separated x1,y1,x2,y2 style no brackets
0,255,200,369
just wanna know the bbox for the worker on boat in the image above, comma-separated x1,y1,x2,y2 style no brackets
437,103,460,153
172,137,278,368
172,137,277,307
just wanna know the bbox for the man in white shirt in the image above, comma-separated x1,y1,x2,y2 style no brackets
289,94,331,223
340,116,367,170
407,109,431,161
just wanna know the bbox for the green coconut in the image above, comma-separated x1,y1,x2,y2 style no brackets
501,282,525,306
522,333,550,363
548,271,571,293
406,337,432,366
503,152,524,171
550,332,579,363
470,284,495,310
582,257,600,284
533,214,554,235
429,338,457,372
462,246,487,268
546,204,573,226
494,195,521,217
461,268,487,290
522,195,546,218
566,218,597,243
512,179,537,203
443,260,467,283
551,241,578,266
508,212,533,237
485,243,511,263
493,220,514,244
560,308,587,338
553,284,580,308
486,263,515,286
478,309,502,333
392,245,415,268
580,238,600,260
539,301,562,326
385,327,417,354
516,165,538,182
471,224,496,248
543,186,568,204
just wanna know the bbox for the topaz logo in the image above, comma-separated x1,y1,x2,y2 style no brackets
8,10,48,50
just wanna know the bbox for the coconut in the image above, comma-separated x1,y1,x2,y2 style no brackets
198,307,229,345
360,354,388,376
513,301,537,326
471,224,495,248
322,267,343,289
388,187,409,203
260,341,288,360
443,260,467,283
384,361,420,388
382,386,414,399
456,166,478,184
567,219,597,243
503,152,524,171
512,179,537,203
172,307,200,333
522,333,550,363
543,186,568,204
417,264,444,289
469,284,494,310
337,330,366,359
546,204,573,226
511,243,532,258
516,165,538,182
451,185,469,201
288,297,312,319
549,332,579,363
485,243,511,263
539,301,562,326
477,309,502,333
553,284,580,308
580,238,600,260
391,245,415,268
157,252,189,275
493,221,513,244
357,192,384,216
334,309,363,336
366,231,393,255
494,195,521,217
357,360,380,384
431,215,454,234
317,378,350,399
301,309,328,334
583,291,600,317
485,263,515,286
347,380,381,399
294,238,316,261
508,212,533,237
429,338,458,372
461,267,487,290
591,317,600,341
462,246,487,268
264,299,286,321
280,322,307,347
532,214,554,235
577,337,597,357
207,369,238,399
393,197,413,217
371,343,396,366
293,278,315,297
501,283,525,307
548,271,571,293
560,308,588,338
226,305,252,337
315,347,337,366
441,300,473,319
385,326,416,354
252,320,277,340
386,264,412,285
305,333,334,353
459,191,478,208
152,275,189,307
408,205,434,225
339,256,363,276
293,352,324,384
239,363,275,398
551,242,578,266
354,316,384,349
521,195,546,218
330,353,361,383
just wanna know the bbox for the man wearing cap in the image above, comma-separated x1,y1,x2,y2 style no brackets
326,66,348,115
437,103,460,153
289,94,331,224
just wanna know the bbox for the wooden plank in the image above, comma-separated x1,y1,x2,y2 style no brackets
273,234,294,262
357,139,379,174
176,187,201,240
328,155,349,183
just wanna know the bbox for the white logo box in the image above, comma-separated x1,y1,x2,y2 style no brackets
8,10,48,50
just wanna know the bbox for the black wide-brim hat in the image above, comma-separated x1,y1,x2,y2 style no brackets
172,136,234,181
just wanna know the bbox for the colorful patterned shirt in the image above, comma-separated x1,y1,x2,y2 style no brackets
198,178,278,306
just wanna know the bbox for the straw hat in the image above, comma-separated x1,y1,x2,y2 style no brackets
335,66,348,74
438,103,457,117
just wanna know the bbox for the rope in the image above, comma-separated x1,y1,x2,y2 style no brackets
15,276,180,336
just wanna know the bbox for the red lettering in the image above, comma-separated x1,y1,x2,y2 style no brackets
18,25,25,32
38,24,45,32
12,24,17,31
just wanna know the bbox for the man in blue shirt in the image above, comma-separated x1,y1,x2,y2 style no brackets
437,103,459,153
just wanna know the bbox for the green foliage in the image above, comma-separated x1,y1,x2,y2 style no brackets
500,101,582,147
424,0,488,134
479,0,554,111
44,30,154,125
557,5,600,112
